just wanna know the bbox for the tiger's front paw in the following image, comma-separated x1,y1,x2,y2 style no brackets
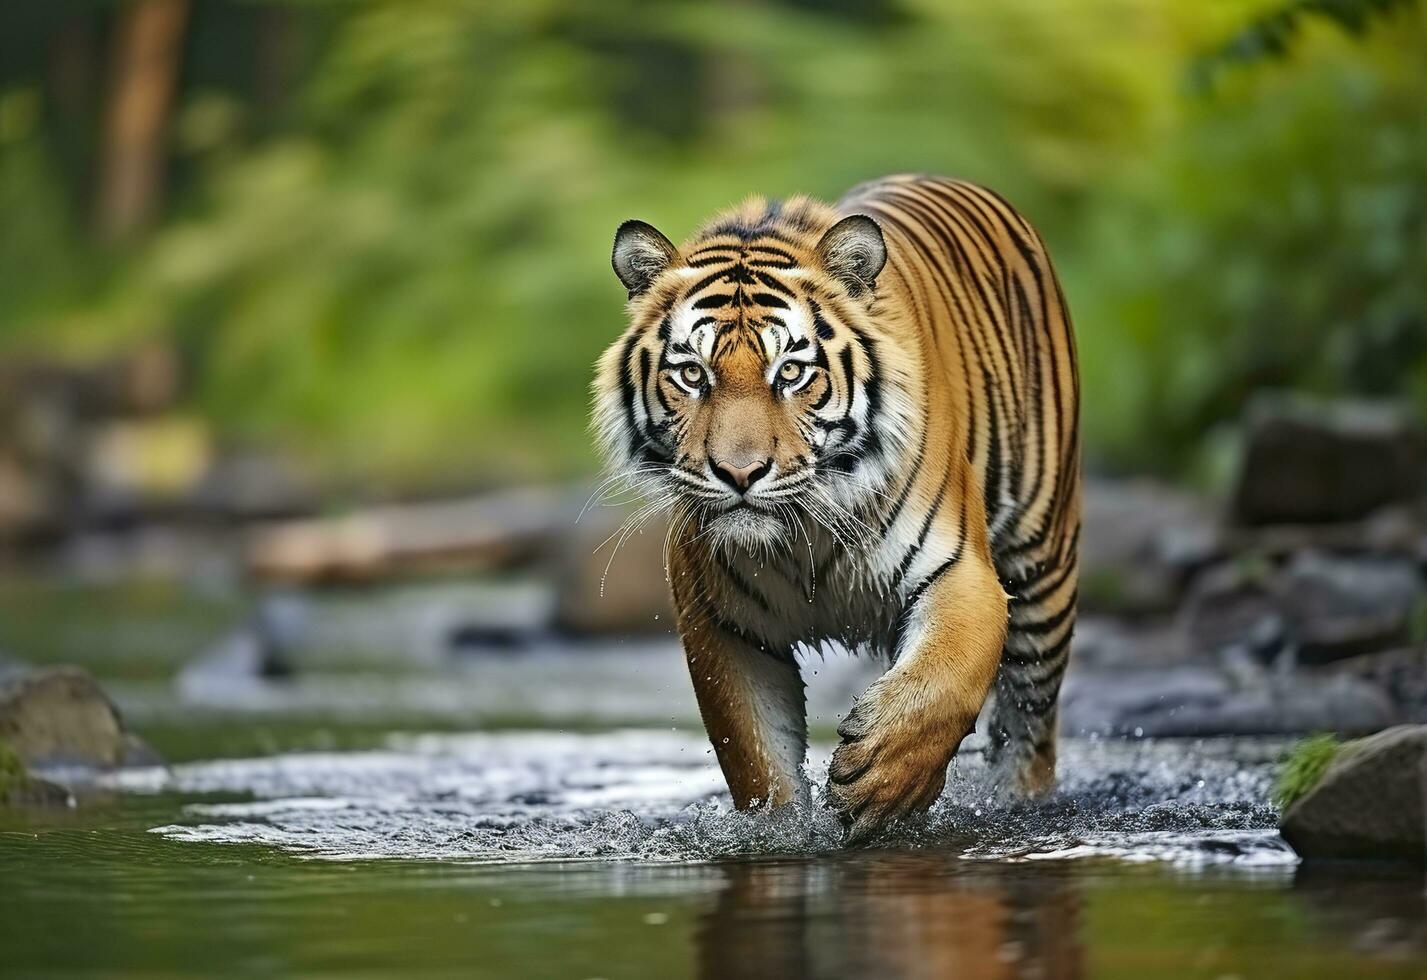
825,691,970,844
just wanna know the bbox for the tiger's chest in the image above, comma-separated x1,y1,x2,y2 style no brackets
705,539,904,655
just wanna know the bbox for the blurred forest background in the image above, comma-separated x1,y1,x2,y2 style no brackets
1,0,1422,499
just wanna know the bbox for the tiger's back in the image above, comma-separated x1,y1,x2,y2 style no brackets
844,174,1080,779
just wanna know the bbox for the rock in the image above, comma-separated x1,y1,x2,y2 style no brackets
1231,394,1427,526
1279,553,1422,664
193,449,317,520
1320,647,1427,723
176,591,313,691
0,739,71,807
1059,662,1397,738
1281,725,1427,863
1180,552,1423,665
1179,560,1287,663
0,667,161,771
1068,615,1191,670
0,346,186,537
1224,504,1427,562
1079,477,1221,615
551,503,675,636
0,449,60,540
59,525,241,586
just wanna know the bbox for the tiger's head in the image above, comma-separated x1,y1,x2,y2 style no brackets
592,196,914,550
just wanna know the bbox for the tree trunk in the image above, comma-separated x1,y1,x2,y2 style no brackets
95,0,189,243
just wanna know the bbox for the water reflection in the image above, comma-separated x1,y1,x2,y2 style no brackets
1292,863,1427,961
697,853,1083,979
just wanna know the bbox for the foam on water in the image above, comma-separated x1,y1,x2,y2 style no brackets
107,730,1292,869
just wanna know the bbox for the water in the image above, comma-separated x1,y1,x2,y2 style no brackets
1,581,1424,977
112,732,1286,865
5,729,1426,978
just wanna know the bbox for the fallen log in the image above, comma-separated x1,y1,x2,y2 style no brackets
244,485,573,583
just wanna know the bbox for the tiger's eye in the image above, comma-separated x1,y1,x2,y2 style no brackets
779,361,805,383
680,364,705,387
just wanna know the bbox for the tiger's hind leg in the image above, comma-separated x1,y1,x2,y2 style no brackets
987,540,1078,797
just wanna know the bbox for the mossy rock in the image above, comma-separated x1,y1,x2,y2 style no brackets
1280,725,1427,863
0,666,161,770
0,738,70,807
1274,734,1342,809
0,739,25,792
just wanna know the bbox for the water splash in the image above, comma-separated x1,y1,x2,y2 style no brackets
108,730,1291,869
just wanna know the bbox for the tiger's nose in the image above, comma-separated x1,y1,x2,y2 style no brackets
709,456,772,494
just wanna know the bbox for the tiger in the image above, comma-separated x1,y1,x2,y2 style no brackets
592,174,1079,842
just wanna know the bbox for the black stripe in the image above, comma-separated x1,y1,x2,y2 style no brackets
1000,630,1073,668
1012,591,1077,635
747,245,798,264
687,254,735,268
617,331,643,457
901,554,958,621
887,475,949,593
688,268,736,295
636,347,659,449
878,411,929,536
688,243,741,259
752,269,794,295
715,555,774,616
837,346,857,416
707,607,788,661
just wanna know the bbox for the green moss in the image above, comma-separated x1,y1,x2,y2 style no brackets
0,739,27,798
1274,734,1341,809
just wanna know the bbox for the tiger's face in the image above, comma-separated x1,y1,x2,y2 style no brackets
593,198,907,550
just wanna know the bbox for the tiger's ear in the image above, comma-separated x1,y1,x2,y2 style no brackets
612,220,679,296
814,214,886,295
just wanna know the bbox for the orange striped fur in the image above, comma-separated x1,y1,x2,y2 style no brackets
594,175,1079,840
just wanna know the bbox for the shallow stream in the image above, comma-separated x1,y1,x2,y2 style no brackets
3,583,1425,977
5,729,1426,977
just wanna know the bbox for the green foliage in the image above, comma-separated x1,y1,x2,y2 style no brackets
1274,734,1341,808
1191,0,1419,87
0,0,1424,484
1073,5,1427,469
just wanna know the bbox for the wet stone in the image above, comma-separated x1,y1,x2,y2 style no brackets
1078,476,1221,616
1281,725,1427,864
1179,552,1423,665
0,738,71,807
1231,394,1427,526
1319,647,1427,723
0,666,161,772
1059,662,1397,738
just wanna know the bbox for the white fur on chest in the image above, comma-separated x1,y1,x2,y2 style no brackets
706,507,948,656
